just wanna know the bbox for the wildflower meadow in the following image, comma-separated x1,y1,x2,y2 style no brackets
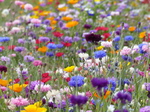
1,0,150,112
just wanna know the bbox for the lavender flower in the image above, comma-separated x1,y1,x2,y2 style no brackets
18,39,25,44
14,46,25,52
140,106,150,112
70,95,88,106
24,55,34,62
39,37,50,42
114,109,129,112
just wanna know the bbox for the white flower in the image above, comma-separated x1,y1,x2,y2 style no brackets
46,90,62,103
107,105,115,112
2,9,10,16
78,53,89,59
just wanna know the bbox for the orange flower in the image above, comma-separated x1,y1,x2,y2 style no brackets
33,6,39,11
38,46,48,53
139,32,146,38
39,11,51,16
68,0,79,4
66,21,79,28
62,16,73,21
0,79,9,86
128,26,136,31
46,17,55,21
93,91,111,99
9,84,27,92
110,50,119,54
58,7,68,11
51,20,57,25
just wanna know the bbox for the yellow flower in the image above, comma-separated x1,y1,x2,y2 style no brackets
38,46,48,53
66,21,79,28
139,32,146,38
95,46,104,50
62,16,73,21
128,26,136,32
9,84,27,93
64,66,75,72
21,105,47,112
0,79,9,86
68,0,79,4
34,101,42,107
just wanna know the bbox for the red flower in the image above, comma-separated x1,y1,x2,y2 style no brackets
61,42,72,47
0,46,5,50
143,33,150,42
34,46,39,50
102,33,111,40
24,81,29,84
52,31,64,37
36,39,42,44
65,77,70,82
8,45,16,50
55,52,64,57
142,0,150,4
42,73,49,78
41,76,52,83
95,27,109,31
14,78,20,83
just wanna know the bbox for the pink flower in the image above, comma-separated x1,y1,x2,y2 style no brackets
101,41,112,48
24,4,33,11
30,19,41,24
32,60,43,66
10,27,21,34
120,46,131,55
85,91,92,97
5,22,12,27
0,0,4,3
142,45,149,52
10,96,29,106
34,84,51,92
15,1,24,6
0,86,7,91
12,20,21,25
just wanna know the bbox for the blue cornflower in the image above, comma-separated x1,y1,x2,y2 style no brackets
0,37,10,42
46,52,54,57
124,36,134,41
113,36,120,42
94,50,106,59
47,43,57,49
56,44,64,48
68,76,84,87
122,55,132,62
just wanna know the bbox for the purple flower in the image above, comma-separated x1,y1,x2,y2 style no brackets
83,24,92,29
85,33,101,43
39,37,50,42
14,47,25,52
140,106,150,112
42,20,50,25
115,91,132,104
91,78,108,90
45,27,52,33
18,39,25,44
24,55,34,62
144,83,150,91
64,36,73,43
70,95,88,106
0,65,7,73
28,81,44,90
28,31,37,39
114,109,129,112
73,36,80,42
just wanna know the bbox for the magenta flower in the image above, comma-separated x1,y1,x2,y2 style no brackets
10,96,29,106
32,60,43,66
